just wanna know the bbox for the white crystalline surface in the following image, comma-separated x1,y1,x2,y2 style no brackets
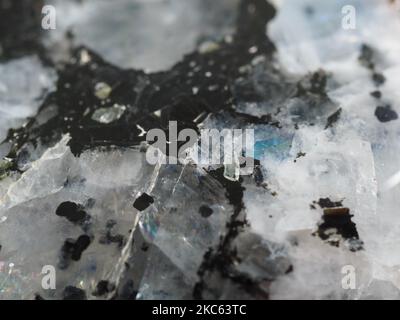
136,162,232,299
0,136,152,299
46,0,238,71
0,136,231,299
0,56,56,142
3,0,400,300
234,0,400,299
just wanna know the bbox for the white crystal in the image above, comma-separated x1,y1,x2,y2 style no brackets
0,137,151,299
0,56,56,142
91,104,126,124
261,0,400,298
46,0,238,71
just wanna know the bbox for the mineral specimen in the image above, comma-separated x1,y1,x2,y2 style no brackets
1,0,400,300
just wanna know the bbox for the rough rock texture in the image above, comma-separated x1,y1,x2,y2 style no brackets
1,0,400,300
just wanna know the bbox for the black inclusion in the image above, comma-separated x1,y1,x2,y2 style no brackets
62,286,87,300
199,205,213,218
133,193,154,211
59,235,91,269
56,201,88,224
375,105,398,123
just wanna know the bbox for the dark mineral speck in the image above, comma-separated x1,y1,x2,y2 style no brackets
62,286,87,300
358,44,375,70
372,72,386,86
59,235,92,269
141,242,149,252
313,205,363,252
370,90,382,99
199,205,213,218
92,280,115,297
99,219,125,248
375,105,398,122
325,108,342,129
56,201,89,224
285,265,294,274
133,193,154,211
253,165,264,185
315,198,343,208
294,151,306,162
